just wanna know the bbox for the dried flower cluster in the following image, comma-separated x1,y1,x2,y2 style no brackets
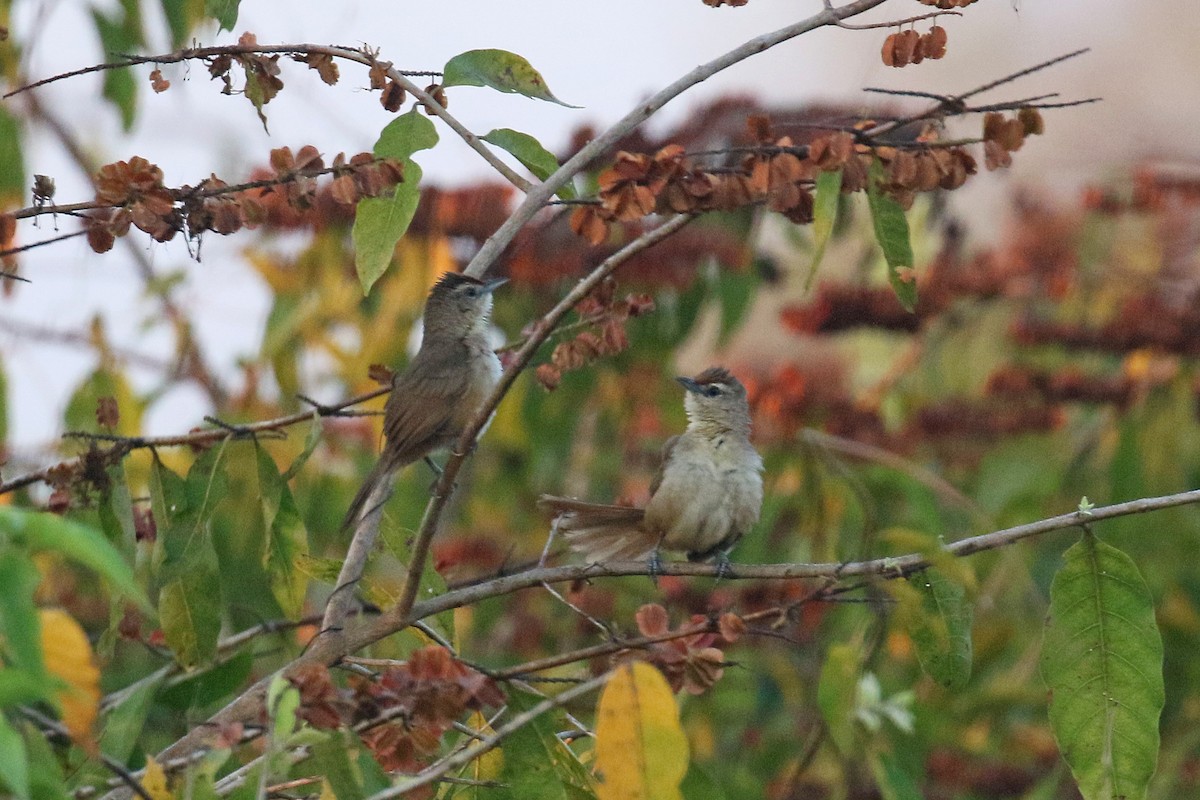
534,279,655,390
881,25,948,67
83,147,403,253
624,604,743,695
916,0,977,7
569,110,1018,245
981,108,1043,170
286,647,504,774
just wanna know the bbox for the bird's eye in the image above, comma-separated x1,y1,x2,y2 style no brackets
464,287,479,298
705,385,722,397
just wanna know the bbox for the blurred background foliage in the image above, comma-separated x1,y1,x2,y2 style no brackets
2,1,1200,798
6,149,1200,798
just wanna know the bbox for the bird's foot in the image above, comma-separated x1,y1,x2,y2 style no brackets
713,551,736,581
647,548,664,587
423,456,444,478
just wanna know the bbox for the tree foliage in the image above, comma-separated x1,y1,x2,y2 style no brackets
0,2,1196,800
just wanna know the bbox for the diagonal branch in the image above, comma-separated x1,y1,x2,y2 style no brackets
458,0,892,281
369,672,612,800
318,214,696,647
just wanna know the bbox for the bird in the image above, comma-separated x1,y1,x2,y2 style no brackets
342,271,506,530
538,366,763,569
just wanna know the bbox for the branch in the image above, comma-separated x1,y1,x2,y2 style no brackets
864,48,1092,139
0,388,387,497
368,673,612,800
392,214,696,622
458,0,892,281
6,42,531,194
16,87,230,405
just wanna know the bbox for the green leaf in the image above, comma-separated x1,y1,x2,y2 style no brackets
352,109,438,295
905,567,973,689
374,109,440,162
0,713,29,800
255,443,309,619
204,0,239,31
499,690,595,800
90,1,143,131
714,263,757,346
159,567,219,668
805,168,842,289
154,449,228,667
0,668,54,708
22,720,69,800
817,642,859,753
870,749,922,800
442,49,578,107
0,508,151,612
0,551,45,678
281,414,323,481
309,730,365,800
0,107,23,205
865,159,917,311
266,673,299,741
481,128,575,199
63,365,143,437
158,650,253,711
159,0,201,47
1042,531,1165,800
99,672,163,765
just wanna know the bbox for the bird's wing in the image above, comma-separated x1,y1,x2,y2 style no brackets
647,434,680,498
381,351,469,466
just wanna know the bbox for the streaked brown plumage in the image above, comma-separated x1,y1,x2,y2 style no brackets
342,272,505,530
539,367,763,563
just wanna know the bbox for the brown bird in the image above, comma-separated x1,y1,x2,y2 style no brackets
539,367,763,567
342,272,506,530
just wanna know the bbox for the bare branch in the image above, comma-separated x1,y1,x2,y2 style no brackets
459,0,893,282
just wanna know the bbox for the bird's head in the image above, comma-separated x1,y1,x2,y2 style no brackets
676,366,751,435
423,272,507,337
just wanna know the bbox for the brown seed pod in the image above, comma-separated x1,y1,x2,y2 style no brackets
1018,107,1045,136
892,29,918,67
380,80,405,112
923,25,948,59
881,32,898,67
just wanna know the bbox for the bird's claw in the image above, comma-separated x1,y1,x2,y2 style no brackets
647,549,664,587
714,551,735,581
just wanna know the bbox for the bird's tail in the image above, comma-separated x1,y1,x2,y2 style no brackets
537,495,659,562
342,458,398,532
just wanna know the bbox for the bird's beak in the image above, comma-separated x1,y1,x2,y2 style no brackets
481,277,508,294
676,376,702,394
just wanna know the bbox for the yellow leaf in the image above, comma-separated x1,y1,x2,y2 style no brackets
38,608,100,751
468,711,503,782
319,779,337,800
594,661,689,800
140,754,174,800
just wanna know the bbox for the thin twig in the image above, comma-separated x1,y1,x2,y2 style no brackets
0,229,88,259
0,389,386,497
20,706,154,800
389,214,697,626
834,9,961,29
458,0,892,282
7,42,531,195
366,673,612,800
